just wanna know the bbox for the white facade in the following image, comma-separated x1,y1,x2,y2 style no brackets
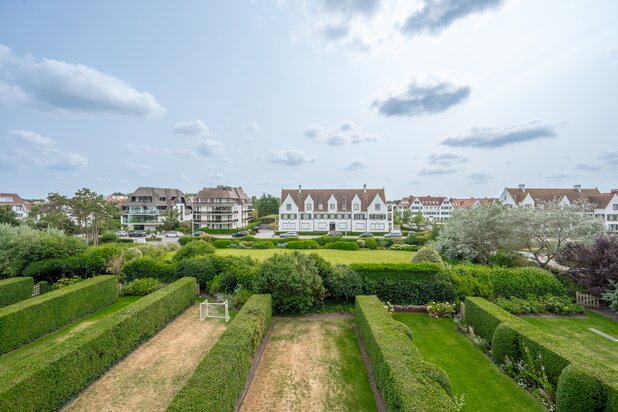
0,193,30,219
193,186,252,230
399,196,453,222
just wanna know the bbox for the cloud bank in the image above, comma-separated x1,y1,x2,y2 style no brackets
441,122,557,149
268,150,316,166
303,121,379,145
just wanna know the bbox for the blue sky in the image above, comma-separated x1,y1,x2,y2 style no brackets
1,0,617,199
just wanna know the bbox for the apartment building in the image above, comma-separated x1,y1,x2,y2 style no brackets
451,197,498,210
193,186,252,230
500,184,618,232
0,193,30,219
278,185,393,233
120,187,191,231
398,196,453,222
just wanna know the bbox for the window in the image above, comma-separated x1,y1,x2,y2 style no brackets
353,213,365,220
318,204,323,210
306,204,312,211
329,203,335,211
286,204,292,211
301,213,311,220
375,204,381,211
353,203,359,211
614,205,618,210
369,214,386,220
329,213,336,219
159,197,166,201
337,213,343,219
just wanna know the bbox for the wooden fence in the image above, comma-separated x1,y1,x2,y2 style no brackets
576,292,600,309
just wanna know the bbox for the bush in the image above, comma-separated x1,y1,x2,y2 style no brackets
325,265,363,300
389,244,418,251
215,255,259,291
355,296,455,410
255,252,325,314
495,294,584,316
38,280,51,294
98,231,117,244
178,236,196,246
490,249,530,268
122,257,176,283
52,276,83,290
404,230,432,246
0,277,195,411
175,256,218,289
0,275,117,355
253,240,274,249
324,241,360,250
413,246,444,265
286,239,320,249
213,239,233,249
123,278,163,296
167,294,272,412
174,241,215,261
0,277,33,308
363,238,378,249
427,301,456,318
351,263,455,305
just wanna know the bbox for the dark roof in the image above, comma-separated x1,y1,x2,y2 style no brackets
281,188,386,212
121,187,191,214
505,187,602,205
0,193,31,212
195,186,250,205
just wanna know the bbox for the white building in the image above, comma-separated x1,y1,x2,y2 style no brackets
0,193,31,219
398,196,453,222
120,187,191,231
278,185,393,233
500,184,618,232
193,186,252,230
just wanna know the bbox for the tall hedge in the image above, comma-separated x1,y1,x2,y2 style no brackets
355,295,455,411
0,277,196,412
463,297,618,411
167,294,272,412
0,275,118,355
351,263,455,305
0,277,33,308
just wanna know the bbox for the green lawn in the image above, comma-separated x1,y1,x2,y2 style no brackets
0,296,141,372
523,310,618,370
394,313,544,412
216,248,414,264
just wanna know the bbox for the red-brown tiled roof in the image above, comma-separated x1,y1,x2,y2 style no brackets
281,188,386,212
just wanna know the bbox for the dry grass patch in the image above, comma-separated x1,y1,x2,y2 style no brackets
240,317,376,412
62,304,226,412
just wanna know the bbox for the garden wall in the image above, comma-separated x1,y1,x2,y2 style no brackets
0,275,117,355
0,277,196,412
355,295,456,411
464,297,618,411
167,294,272,412
0,277,33,308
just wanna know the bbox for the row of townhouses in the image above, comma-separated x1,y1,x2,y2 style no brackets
396,196,498,222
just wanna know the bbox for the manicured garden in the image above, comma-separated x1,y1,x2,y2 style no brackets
216,247,415,264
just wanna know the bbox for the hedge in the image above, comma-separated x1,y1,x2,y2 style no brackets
463,297,618,411
167,294,272,412
351,263,456,305
324,241,360,250
286,239,319,249
213,239,233,249
355,296,455,411
0,275,118,355
0,277,195,412
0,277,33,308
122,257,176,283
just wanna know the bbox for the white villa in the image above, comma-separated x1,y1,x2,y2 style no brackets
278,185,393,233
500,184,618,232
193,186,252,230
398,196,453,222
0,193,31,219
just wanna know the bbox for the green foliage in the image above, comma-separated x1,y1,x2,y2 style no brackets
98,231,118,244
255,252,326,314
362,238,378,249
404,230,431,246
174,241,215,260
286,239,320,249
556,365,606,412
167,294,272,412
178,236,196,246
0,277,195,411
0,206,19,226
495,294,584,315
123,277,163,296
122,257,176,283
354,296,456,411
490,249,530,268
253,239,274,249
216,255,259,291
175,256,218,288
325,241,360,250
213,239,233,248
427,301,456,318
0,277,33,308
351,263,455,305
52,276,82,290
38,280,51,294
0,275,117,355
325,264,362,300
413,245,444,265
601,280,618,315
0,224,86,277
254,193,280,217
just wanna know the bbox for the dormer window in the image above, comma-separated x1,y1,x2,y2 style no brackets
353,204,359,211
375,204,381,211
319,204,323,210
329,204,335,211
286,204,292,211
306,204,312,211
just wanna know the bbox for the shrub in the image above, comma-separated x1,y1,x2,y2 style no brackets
413,245,444,265
286,239,320,249
52,276,83,290
174,241,215,261
213,239,233,249
216,255,259,291
490,248,530,268
167,294,272,412
98,231,117,244
351,263,455,305
389,244,418,251
325,264,362,300
253,239,274,249
0,277,195,411
123,277,163,296
560,235,618,295
0,275,117,355
122,257,176,283
38,280,51,294
175,256,218,288
324,241,360,250
0,277,34,308
427,301,456,318
145,236,162,242
602,280,618,315
495,294,584,316
178,236,196,246
254,252,325,314
355,296,455,410
363,238,378,249
404,231,432,246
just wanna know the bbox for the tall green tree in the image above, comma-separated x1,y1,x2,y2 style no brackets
0,206,19,226
158,207,181,231
68,188,117,245
255,193,280,218
33,193,76,234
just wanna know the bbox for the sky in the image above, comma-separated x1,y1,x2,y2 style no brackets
0,0,617,200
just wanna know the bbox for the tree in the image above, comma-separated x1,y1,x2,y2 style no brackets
413,211,424,225
67,188,117,245
512,200,604,268
32,193,76,234
158,207,180,231
0,206,19,226
560,235,618,295
255,193,280,218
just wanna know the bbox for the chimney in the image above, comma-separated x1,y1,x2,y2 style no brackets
518,184,525,190
574,184,582,192
298,184,302,194
363,183,367,194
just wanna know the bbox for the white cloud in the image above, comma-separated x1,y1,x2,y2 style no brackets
427,153,468,166
195,139,225,157
303,121,379,145
173,120,210,136
242,121,262,134
0,43,164,117
418,167,457,176
125,163,152,176
467,172,492,184
342,159,370,171
268,150,316,166
441,122,557,149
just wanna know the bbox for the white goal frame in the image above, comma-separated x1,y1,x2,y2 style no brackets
199,299,230,322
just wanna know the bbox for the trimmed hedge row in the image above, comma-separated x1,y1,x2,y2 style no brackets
0,277,33,308
351,263,456,305
167,294,272,412
355,295,455,411
464,297,618,411
0,277,196,411
0,275,118,355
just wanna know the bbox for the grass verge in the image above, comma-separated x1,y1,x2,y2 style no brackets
216,248,414,264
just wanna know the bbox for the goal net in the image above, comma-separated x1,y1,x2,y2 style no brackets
199,299,230,322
